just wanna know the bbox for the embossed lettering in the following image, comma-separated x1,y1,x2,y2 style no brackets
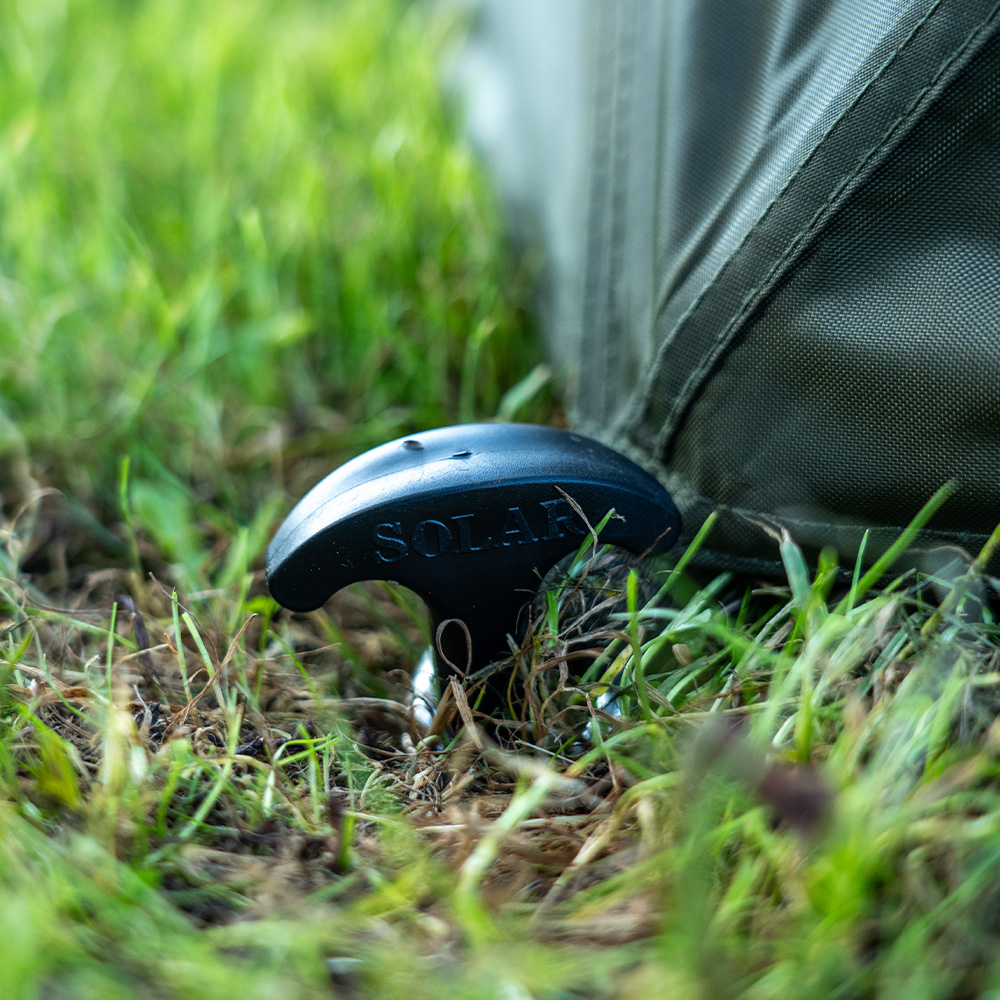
374,522,408,562
540,498,586,540
496,506,538,547
450,513,481,554
411,519,452,557
378,499,588,560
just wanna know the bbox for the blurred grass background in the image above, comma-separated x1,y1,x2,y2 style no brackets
3,3,1000,999
0,0,547,583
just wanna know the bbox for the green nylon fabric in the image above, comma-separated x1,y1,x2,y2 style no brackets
461,0,1000,573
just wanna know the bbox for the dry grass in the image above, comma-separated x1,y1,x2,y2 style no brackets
3,1,1000,995
7,485,1000,999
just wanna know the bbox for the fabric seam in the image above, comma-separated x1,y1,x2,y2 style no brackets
623,0,948,443
652,0,1000,457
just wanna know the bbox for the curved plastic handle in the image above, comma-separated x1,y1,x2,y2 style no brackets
266,423,680,703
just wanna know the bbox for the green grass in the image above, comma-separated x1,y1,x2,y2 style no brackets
0,0,544,563
2,1,1000,998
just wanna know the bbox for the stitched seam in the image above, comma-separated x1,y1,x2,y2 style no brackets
684,538,994,579
651,0,1000,457
625,0,950,441
706,506,990,541
602,4,638,423
577,3,617,423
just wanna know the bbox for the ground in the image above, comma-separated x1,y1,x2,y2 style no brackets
2,2,1000,998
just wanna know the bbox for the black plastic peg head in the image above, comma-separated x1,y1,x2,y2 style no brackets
266,423,680,711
